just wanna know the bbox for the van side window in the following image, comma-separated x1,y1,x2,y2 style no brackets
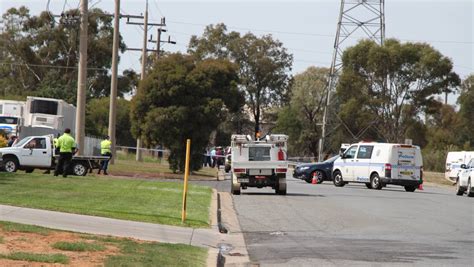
357,146,374,159
344,146,358,159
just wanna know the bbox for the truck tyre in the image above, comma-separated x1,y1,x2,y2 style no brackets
455,178,465,196
365,183,372,189
231,175,241,195
333,171,345,187
72,162,87,176
370,173,382,190
276,178,287,195
467,179,474,197
3,157,19,173
404,186,416,192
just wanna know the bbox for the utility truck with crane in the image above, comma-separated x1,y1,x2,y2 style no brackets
230,134,289,195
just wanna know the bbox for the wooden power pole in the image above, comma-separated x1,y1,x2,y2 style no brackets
108,0,120,164
75,0,88,155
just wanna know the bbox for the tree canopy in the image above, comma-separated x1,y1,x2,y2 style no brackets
0,6,136,102
130,53,243,172
336,39,460,144
188,23,293,136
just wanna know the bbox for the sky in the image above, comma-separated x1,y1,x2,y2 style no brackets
1,0,473,104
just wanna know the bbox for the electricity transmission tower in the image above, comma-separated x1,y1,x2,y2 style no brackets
318,0,385,161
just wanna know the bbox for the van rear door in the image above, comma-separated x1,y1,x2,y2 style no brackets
394,145,420,180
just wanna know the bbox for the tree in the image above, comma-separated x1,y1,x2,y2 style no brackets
85,97,135,147
275,67,328,158
0,7,130,102
457,74,474,148
336,39,460,143
188,24,293,136
130,53,243,172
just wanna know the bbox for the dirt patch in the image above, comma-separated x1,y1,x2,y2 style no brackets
0,228,120,266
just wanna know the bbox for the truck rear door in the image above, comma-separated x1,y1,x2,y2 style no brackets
394,146,420,180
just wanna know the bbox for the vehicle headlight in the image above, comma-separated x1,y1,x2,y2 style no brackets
299,166,310,171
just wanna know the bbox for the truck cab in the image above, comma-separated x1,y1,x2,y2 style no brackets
0,135,53,172
230,134,289,195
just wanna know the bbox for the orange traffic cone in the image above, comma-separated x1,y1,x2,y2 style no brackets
311,173,317,184
418,183,424,190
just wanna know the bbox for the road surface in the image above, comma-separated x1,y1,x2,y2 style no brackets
231,177,473,266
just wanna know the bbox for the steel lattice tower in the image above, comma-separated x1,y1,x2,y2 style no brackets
318,0,385,161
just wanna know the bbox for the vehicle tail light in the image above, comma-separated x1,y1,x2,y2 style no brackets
276,168,287,173
233,168,246,173
384,163,391,178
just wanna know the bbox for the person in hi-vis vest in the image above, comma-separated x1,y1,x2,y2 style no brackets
98,136,112,175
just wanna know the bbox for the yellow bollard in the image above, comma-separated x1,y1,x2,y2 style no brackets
181,139,191,223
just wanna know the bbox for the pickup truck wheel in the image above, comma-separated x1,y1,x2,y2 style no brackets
455,178,465,196
231,175,241,195
25,168,35,173
72,162,87,176
333,171,345,187
3,157,19,173
365,183,372,189
404,186,416,192
370,173,382,190
276,178,287,195
467,179,474,197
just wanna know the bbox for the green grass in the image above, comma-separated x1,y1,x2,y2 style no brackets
0,252,69,264
111,152,217,179
0,173,212,227
52,241,106,252
0,221,50,235
424,171,454,186
104,240,207,267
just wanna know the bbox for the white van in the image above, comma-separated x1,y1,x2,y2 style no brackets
332,142,423,192
445,151,474,181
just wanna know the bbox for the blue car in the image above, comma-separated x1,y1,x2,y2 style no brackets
293,156,339,184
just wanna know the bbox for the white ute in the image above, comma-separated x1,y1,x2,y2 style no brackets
455,158,474,197
230,134,289,195
0,135,107,176
332,142,423,191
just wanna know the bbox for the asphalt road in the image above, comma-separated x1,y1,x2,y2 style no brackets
230,177,474,266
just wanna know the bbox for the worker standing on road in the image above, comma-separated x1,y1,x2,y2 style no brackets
54,128,76,178
98,136,112,175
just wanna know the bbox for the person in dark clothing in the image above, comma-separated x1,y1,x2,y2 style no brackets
7,135,17,147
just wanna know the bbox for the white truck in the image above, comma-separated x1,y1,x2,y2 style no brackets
230,134,289,195
24,96,76,133
0,135,107,176
333,142,423,191
455,158,474,197
0,100,25,136
445,151,474,182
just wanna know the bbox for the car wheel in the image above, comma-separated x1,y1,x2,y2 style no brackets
455,178,465,196
333,171,345,187
3,157,19,173
404,186,416,192
365,183,372,189
25,168,35,173
314,170,325,184
467,179,474,197
231,175,241,195
370,173,382,190
72,162,87,176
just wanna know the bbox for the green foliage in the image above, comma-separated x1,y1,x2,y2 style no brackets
275,67,328,158
336,39,460,144
131,53,243,172
104,241,207,267
457,74,474,149
85,97,135,146
0,172,212,227
0,252,69,264
0,221,50,235
52,241,106,252
0,6,134,102
189,23,293,135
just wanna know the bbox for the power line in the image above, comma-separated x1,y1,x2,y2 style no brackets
161,19,473,45
0,61,108,72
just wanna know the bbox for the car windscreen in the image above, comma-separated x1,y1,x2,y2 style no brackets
248,146,271,161
13,137,30,147
0,116,18,124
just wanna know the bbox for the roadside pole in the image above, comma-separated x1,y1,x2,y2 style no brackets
108,0,120,164
75,0,88,155
181,139,191,223
136,0,148,162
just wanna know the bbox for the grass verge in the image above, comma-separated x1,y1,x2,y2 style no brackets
0,252,69,264
0,221,50,235
52,241,106,252
424,171,454,186
0,173,212,227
